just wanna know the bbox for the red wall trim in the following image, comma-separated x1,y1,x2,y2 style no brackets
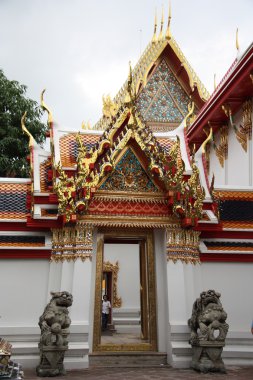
200,253,253,262
0,249,51,259
200,230,253,239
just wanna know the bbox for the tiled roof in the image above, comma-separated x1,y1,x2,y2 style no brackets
0,182,29,220
219,200,253,222
214,190,253,201
156,137,174,154
60,133,100,167
222,221,253,229
204,241,253,251
40,158,52,193
0,235,45,247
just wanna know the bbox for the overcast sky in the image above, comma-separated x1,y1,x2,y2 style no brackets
0,0,252,130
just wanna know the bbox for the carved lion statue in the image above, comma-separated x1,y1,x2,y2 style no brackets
38,291,73,347
188,290,229,345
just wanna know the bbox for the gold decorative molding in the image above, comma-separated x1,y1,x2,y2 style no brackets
51,225,93,261
166,229,200,264
222,101,252,152
214,125,228,168
78,215,179,229
103,261,122,308
235,99,252,152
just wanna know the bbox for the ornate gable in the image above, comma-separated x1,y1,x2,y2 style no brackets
136,59,191,129
99,148,159,193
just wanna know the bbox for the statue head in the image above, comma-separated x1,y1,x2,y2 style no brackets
50,291,73,307
200,289,221,307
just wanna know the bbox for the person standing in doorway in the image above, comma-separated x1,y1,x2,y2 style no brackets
102,295,111,331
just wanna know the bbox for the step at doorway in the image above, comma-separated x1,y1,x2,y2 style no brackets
89,352,168,368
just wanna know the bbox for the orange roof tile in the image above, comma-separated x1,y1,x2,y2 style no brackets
60,133,100,167
214,190,253,201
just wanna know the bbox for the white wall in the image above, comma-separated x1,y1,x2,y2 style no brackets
0,260,50,326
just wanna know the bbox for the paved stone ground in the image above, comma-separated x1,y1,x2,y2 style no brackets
24,366,253,379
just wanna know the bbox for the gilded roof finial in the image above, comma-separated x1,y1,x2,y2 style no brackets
152,9,157,44
41,89,53,124
124,62,133,104
236,27,240,52
214,73,217,90
165,1,172,40
21,111,34,148
158,6,164,41
102,95,118,119
81,121,92,130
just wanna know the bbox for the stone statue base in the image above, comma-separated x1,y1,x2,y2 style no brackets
36,345,68,377
191,342,226,373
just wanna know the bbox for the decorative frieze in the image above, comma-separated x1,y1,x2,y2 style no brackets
51,225,93,262
166,228,200,263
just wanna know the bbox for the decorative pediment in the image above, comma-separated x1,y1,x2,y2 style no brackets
136,59,190,126
99,148,159,193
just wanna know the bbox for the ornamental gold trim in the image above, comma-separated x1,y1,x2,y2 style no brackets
166,228,200,264
103,261,122,308
235,99,252,152
78,214,179,228
94,190,166,203
51,225,93,261
214,125,228,168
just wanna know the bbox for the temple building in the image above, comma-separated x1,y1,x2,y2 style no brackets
0,9,252,369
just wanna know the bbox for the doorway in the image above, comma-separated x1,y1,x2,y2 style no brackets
93,229,157,352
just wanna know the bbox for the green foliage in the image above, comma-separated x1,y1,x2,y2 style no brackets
0,69,47,177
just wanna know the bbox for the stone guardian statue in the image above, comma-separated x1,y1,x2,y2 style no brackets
36,291,73,377
188,289,229,373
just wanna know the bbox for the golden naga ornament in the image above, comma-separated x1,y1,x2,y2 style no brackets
102,95,118,119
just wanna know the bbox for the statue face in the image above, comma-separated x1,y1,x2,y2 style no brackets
53,291,73,307
200,290,220,306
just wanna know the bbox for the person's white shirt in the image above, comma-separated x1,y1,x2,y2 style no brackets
102,299,111,314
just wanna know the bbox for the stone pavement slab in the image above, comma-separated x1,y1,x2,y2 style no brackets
24,366,253,380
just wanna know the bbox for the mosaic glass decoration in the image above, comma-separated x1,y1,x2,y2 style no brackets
137,59,191,124
100,149,158,192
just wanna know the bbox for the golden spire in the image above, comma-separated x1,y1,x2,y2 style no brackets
214,73,217,90
152,9,157,44
21,112,34,148
165,1,172,40
158,6,164,41
236,27,239,52
41,89,53,124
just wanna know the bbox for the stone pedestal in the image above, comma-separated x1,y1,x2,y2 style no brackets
36,346,68,377
191,342,226,373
